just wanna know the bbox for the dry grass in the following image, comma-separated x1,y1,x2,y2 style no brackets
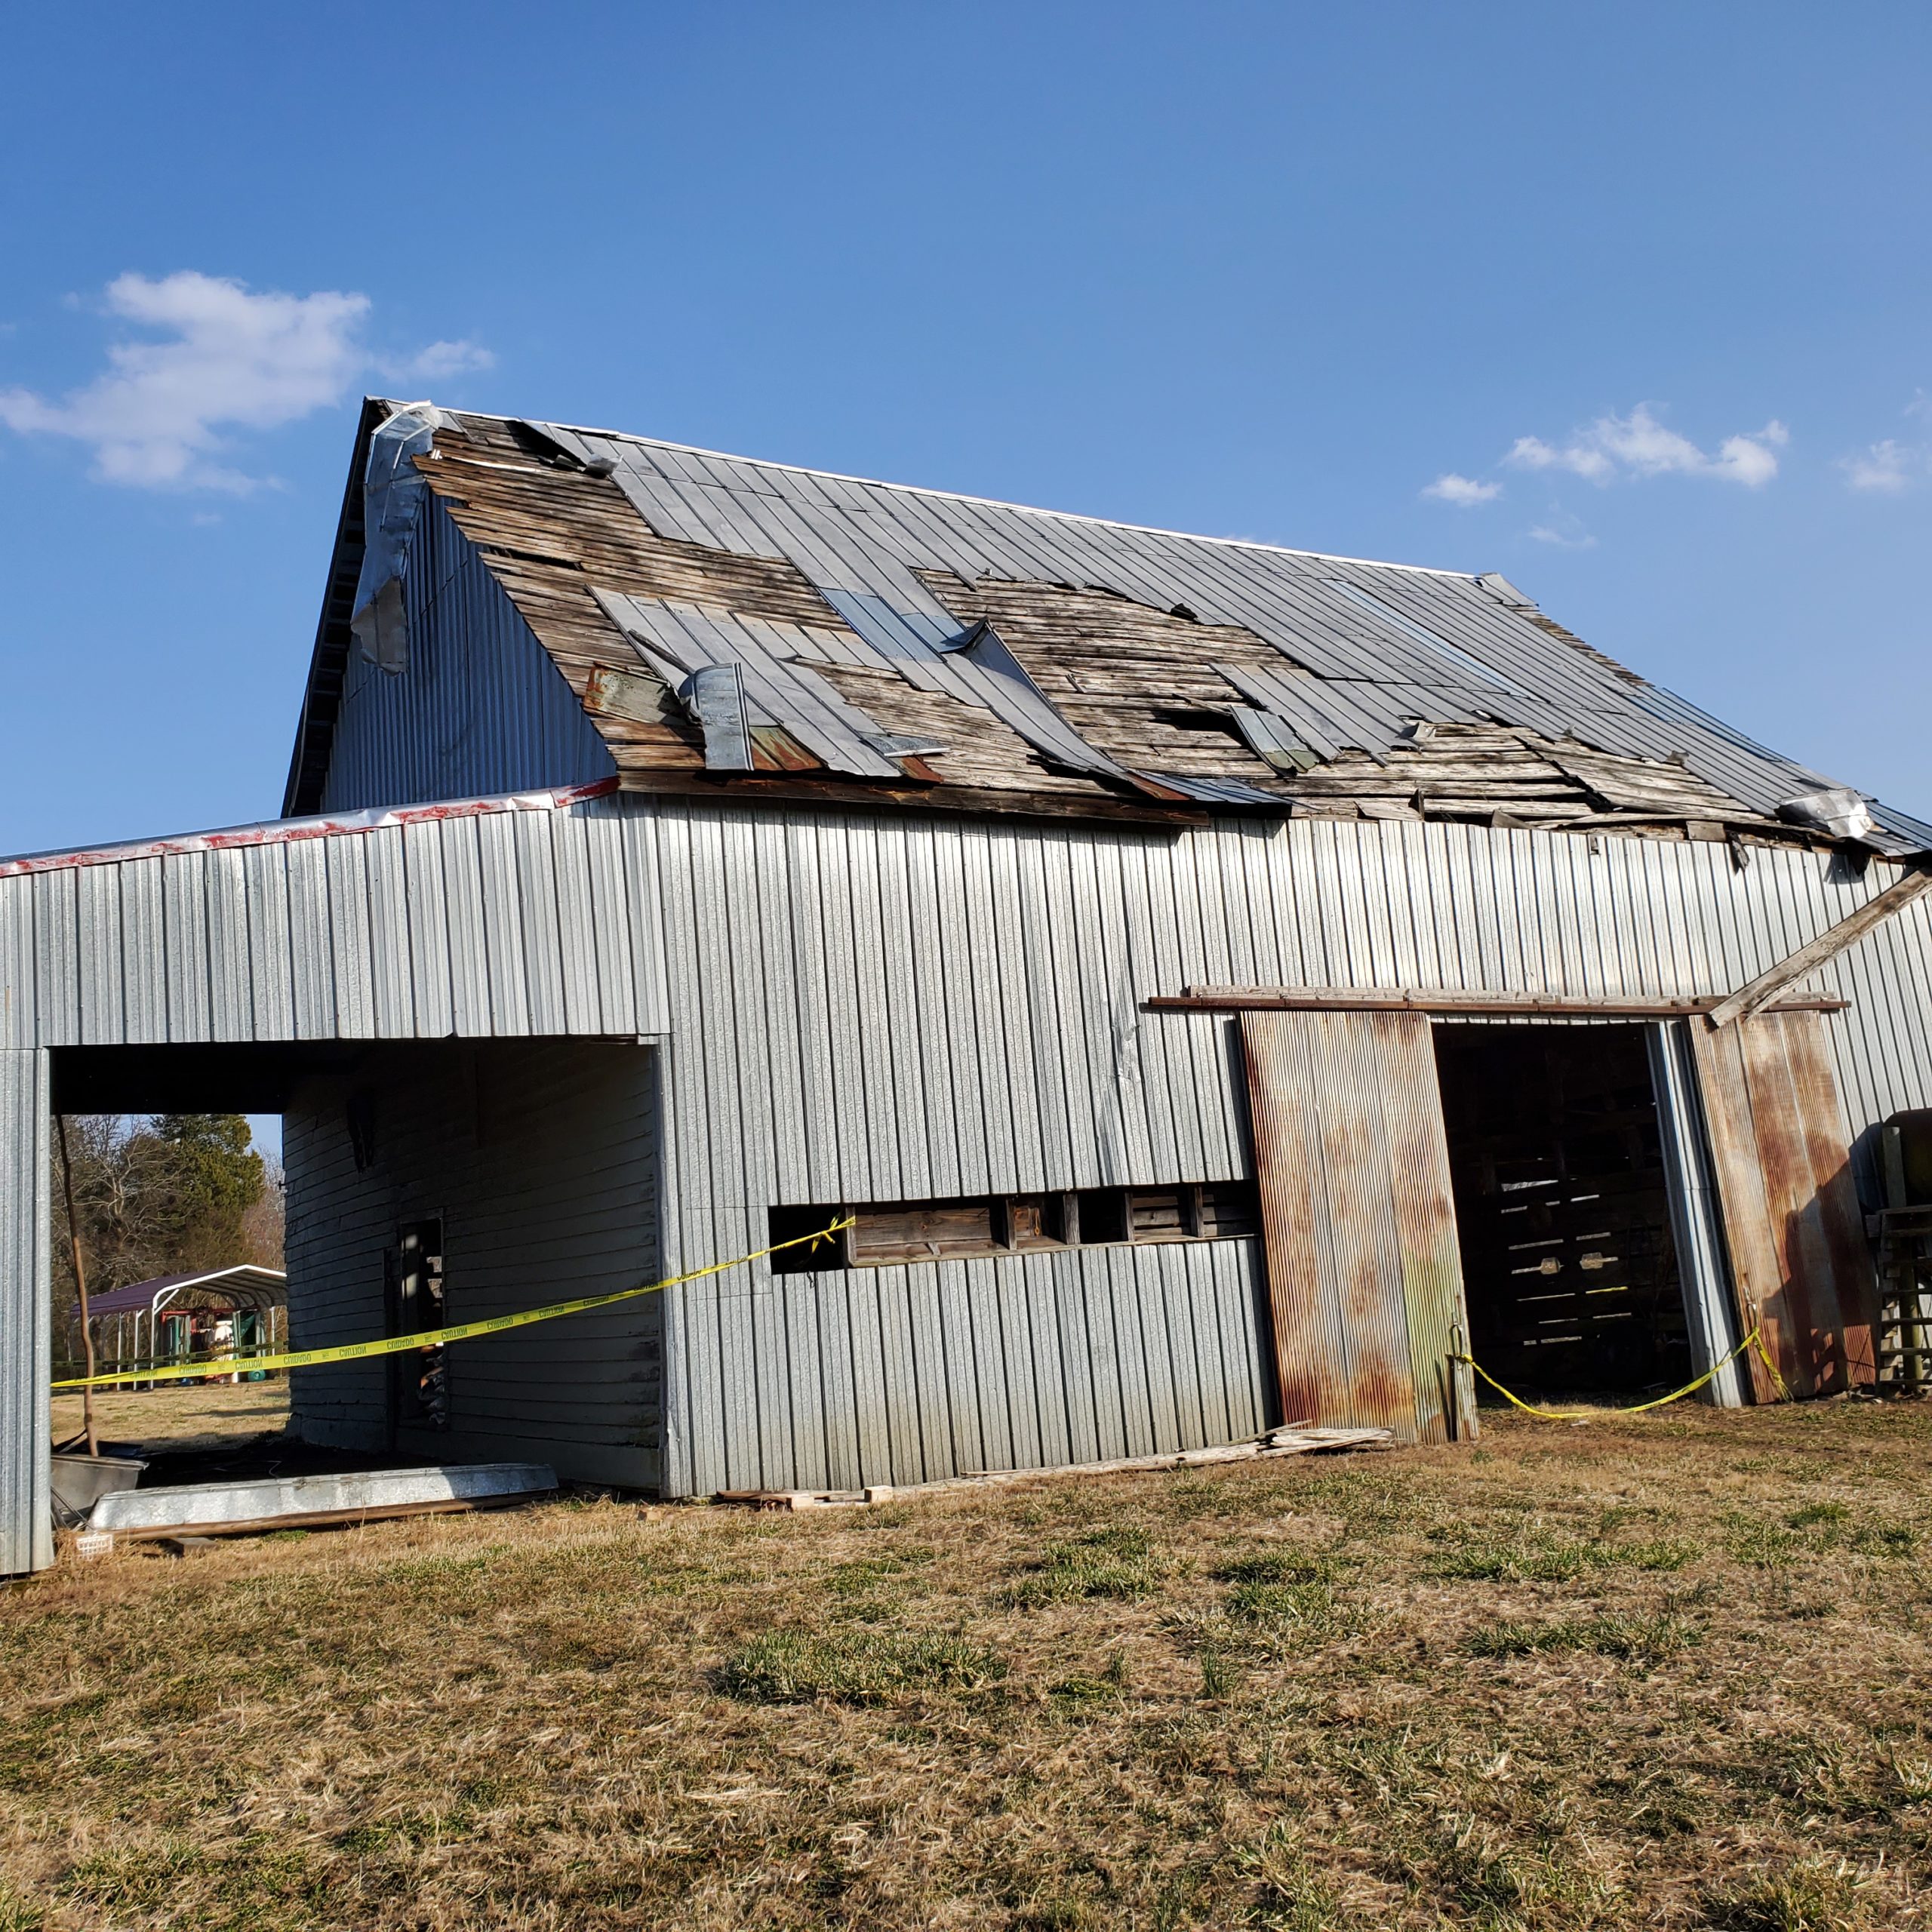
2,1397,1930,1929
51,1383,290,1453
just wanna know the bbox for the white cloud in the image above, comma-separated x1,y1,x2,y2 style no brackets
1505,403,1787,489
1421,472,1502,506
1527,521,1598,550
1509,434,1614,483
0,272,491,491
1837,397,1931,492
382,337,496,383
1839,438,1918,492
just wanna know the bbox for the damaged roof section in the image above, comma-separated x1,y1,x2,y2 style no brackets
286,403,1931,856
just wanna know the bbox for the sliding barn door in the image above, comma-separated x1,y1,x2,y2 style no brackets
1240,1010,1472,1442
1688,1011,1878,1398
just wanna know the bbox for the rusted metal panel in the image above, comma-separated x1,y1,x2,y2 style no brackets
1690,1019,1786,1397
1376,1012,1474,1441
1240,1008,1469,1442
1690,1011,1879,1397
1785,1023,1885,1337
1241,1013,1349,1426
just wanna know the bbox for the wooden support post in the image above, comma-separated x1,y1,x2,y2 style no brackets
1706,869,1932,1029
55,1115,99,1457
1150,987,1849,1017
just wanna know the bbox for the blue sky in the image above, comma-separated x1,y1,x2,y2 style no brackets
2,0,1927,868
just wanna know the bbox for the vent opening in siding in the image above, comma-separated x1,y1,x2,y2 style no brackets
769,1182,1259,1273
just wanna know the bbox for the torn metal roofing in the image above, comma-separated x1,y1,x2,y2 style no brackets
284,401,1932,857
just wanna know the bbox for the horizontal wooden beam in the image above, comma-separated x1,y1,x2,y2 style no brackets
1705,867,1932,1029
1148,985,1850,1018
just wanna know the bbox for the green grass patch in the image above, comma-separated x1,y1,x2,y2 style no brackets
1431,1537,1604,1582
1238,1826,1348,1932
1620,1537,1700,1571
1851,1523,1917,1557
717,1629,1004,1705
1429,1527,1698,1581
1723,1514,1807,1569
1048,1654,1129,1712
1698,1855,1872,1930
1787,1502,1851,1531
1466,1611,1701,1664
1011,1527,1163,1605
0,1881,43,1932
1224,1580,1349,1636
1213,1550,1339,1586
827,1549,937,1596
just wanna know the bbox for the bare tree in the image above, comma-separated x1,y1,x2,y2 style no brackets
240,1156,286,1270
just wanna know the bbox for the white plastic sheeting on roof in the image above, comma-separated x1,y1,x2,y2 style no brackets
351,402,472,673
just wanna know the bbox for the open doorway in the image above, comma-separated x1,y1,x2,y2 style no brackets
1435,1024,1693,1399
387,1217,448,1443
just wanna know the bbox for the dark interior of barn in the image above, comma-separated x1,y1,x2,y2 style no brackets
1435,1024,1694,1399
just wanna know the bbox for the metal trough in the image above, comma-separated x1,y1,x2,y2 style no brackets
86,1462,558,1543
50,1453,147,1525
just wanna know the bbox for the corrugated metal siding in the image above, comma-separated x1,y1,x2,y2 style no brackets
706,1241,1271,1492
0,795,662,1050
1235,1010,1462,1444
1647,1021,1748,1407
281,1076,391,1445
284,1041,661,1487
7,793,1932,1521
319,496,615,814
1689,1011,1880,1398
638,806,1932,1493
0,1051,49,1575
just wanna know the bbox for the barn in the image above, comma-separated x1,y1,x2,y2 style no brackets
3,397,1927,1574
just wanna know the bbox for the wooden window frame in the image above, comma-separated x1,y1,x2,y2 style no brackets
768,1180,1260,1273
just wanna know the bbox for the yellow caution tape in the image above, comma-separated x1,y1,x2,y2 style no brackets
51,1217,855,1392
1451,1323,1792,1421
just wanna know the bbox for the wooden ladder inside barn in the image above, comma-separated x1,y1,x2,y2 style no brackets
1872,1208,1932,1393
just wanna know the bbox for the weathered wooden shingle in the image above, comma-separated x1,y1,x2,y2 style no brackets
287,405,1929,856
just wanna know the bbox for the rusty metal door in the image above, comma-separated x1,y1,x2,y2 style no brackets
1688,1011,1878,1398
1240,1009,1472,1442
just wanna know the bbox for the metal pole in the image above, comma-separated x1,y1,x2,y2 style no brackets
54,1115,99,1457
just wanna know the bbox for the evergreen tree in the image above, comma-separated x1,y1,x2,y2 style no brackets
147,1114,267,1272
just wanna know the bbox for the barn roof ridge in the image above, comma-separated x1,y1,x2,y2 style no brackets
475,405,1477,583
